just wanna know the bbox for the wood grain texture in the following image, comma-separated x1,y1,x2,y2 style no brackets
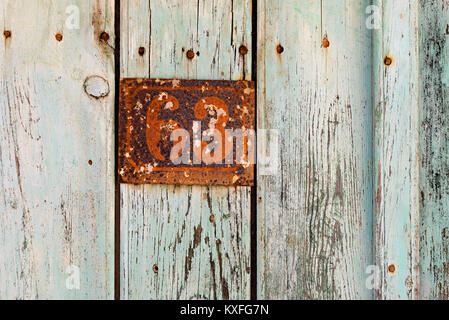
0,0,447,301
0,0,115,299
120,0,252,300
257,0,373,299
419,0,449,300
373,0,420,300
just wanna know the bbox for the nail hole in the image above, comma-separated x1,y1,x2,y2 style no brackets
276,44,284,54
186,49,195,60
100,32,110,42
388,264,396,274
3,30,11,39
153,264,159,273
55,33,63,42
209,215,215,223
88,160,93,166
384,56,393,66
138,47,145,56
322,37,330,48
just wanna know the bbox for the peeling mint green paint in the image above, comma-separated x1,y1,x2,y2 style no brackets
373,0,420,300
257,0,373,299
120,0,252,300
0,0,114,299
0,0,448,301
419,1,449,300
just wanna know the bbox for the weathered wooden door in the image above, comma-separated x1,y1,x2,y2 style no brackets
1,0,448,300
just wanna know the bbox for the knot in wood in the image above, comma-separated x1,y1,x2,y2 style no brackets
84,76,110,99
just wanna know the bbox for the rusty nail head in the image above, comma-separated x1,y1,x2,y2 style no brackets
138,47,145,56
322,37,330,48
153,264,159,273
88,160,93,166
209,215,215,223
3,30,11,38
384,56,393,66
55,33,63,42
388,264,395,274
239,45,248,56
186,49,195,59
100,32,110,42
276,44,284,54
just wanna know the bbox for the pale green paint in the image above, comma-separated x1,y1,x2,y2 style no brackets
0,0,115,299
257,0,373,299
0,0,448,301
120,0,252,300
373,0,420,300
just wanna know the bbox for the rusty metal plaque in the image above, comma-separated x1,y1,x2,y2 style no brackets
119,78,255,186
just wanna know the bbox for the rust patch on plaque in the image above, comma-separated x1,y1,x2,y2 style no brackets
119,78,255,186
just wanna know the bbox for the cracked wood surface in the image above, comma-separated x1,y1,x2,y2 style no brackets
1,0,449,301
419,0,449,300
373,0,420,300
257,0,373,299
0,0,115,299
120,0,252,299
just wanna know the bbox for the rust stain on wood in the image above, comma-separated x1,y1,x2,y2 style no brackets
119,78,255,186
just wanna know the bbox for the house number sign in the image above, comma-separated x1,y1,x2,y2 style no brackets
119,78,255,186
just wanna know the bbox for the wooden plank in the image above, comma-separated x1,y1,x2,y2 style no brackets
120,0,252,299
0,0,115,299
419,1,449,300
257,0,373,299
373,0,420,299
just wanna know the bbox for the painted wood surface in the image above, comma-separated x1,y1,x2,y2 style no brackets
257,0,373,299
373,0,420,300
0,0,115,299
1,0,448,301
419,1,449,300
120,0,252,299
